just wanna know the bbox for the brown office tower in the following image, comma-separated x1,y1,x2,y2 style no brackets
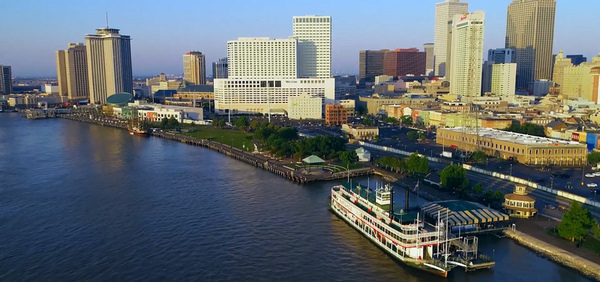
359,50,386,80
383,49,426,78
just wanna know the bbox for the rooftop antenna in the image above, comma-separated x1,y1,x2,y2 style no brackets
105,12,109,28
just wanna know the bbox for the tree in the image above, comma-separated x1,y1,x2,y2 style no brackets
504,122,545,137
588,151,600,165
406,153,429,176
407,131,418,141
418,132,426,142
473,183,483,194
339,150,358,167
249,119,261,131
557,202,597,241
362,118,374,126
471,150,488,164
160,117,168,129
167,117,179,128
492,190,504,201
440,164,466,191
235,116,249,131
401,115,413,126
384,117,399,125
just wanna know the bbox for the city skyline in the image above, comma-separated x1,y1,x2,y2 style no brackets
1,0,598,77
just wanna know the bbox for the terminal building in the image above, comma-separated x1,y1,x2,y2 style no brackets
437,127,587,166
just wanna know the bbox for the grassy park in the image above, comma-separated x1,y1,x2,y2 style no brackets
184,126,254,151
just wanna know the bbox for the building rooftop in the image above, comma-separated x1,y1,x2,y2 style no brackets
441,127,582,146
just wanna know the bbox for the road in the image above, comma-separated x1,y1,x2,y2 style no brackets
348,142,600,221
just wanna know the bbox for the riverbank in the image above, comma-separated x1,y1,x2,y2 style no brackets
58,114,600,279
58,114,374,184
505,225,600,281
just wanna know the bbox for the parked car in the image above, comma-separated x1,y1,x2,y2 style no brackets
593,172,600,177
587,183,598,188
585,173,595,178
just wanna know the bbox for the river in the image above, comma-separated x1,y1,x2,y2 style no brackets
0,113,591,281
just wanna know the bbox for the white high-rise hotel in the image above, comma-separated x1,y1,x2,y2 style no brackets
449,11,485,102
214,16,334,117
434,0,468,77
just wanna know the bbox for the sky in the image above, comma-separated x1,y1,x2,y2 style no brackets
1,0,598,77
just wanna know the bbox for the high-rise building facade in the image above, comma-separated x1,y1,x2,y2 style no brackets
449,11,485,102
359,50,386,80
552,50,573,95
0,65,12,94
56,43,89,100
423,43,434,76
491,63,517,101
227,37,298,79
293,15,331,78
561,53,600,100
566,55,586,66
506,0,556,89
183,51,206,85
383,48,426,77
85,27,133,104
434,0,468,77
214,37,334,116
488,48,515,64
482,48,516,93
212,57,228,79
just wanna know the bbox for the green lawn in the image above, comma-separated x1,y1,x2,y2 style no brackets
184,126,254,151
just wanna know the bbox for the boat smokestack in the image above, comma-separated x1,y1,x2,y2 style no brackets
389,185,394,218
405,188,409,211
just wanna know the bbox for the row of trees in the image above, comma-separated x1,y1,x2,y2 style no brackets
504,122,545,137
375,153,429,177
439,164,503,204
251,121,347,159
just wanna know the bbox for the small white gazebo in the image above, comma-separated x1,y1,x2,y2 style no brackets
355,147,371,162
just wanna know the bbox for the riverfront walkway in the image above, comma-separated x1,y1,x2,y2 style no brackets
59,114,374,184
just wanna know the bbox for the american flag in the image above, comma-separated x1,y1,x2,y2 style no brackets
413,180,419,192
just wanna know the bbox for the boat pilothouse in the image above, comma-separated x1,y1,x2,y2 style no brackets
330,182,494,277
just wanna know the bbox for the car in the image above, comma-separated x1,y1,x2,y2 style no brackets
587,183,598,188
594,172,600,177
585,173,595,178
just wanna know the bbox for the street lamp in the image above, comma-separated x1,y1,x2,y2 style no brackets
510,163,513,176
593,190,597,202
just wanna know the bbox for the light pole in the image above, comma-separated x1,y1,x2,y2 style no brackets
510,163,513,176
593,190,597,202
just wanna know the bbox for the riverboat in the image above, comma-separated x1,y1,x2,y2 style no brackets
330,183,493,277
128,126,149,136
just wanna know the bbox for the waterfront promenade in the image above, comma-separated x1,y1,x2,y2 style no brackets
59,114,374,184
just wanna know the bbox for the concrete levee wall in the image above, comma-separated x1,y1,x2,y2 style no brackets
505,229,600,281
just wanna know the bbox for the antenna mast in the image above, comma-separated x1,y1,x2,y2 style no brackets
105,12,109,28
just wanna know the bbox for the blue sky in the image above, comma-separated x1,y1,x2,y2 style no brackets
1,0,598,77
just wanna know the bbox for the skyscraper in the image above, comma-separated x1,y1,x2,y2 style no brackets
488,48,515,64
359,50,386,80
449,11,485,102
383,49,426,77
423,43,434,76
0,65,11,94
506,0,556,89
434,0,468,77
491,63,517,101
482,48,516,93
183,51,206,85
212,57,228,79
552,50,573,94
56,43,89,100
85,27,133,104
292,15,331,78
